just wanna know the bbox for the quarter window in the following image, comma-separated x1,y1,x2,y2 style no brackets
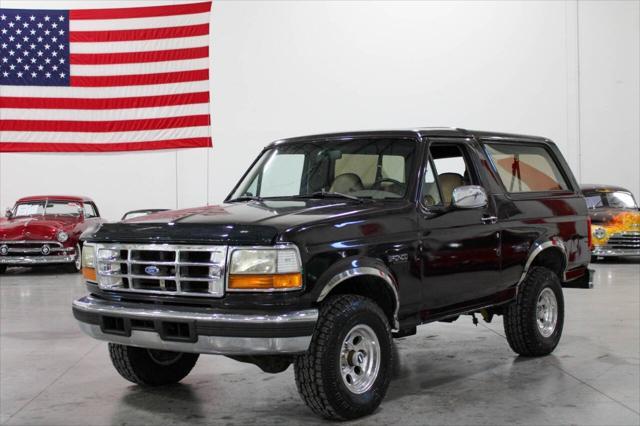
484,143,569,192
84,203,98,218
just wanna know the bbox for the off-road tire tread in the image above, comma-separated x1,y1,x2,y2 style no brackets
294,295,392,420
504,266,564,357
108,343,198,386
109,343,145,384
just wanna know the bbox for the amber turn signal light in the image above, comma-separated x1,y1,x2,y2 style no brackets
82,267,97,282
228,273,302,290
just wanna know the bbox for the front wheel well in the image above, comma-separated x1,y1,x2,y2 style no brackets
320,275,397,330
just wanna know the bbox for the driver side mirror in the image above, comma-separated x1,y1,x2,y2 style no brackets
452,185,488,209
5,207,12,218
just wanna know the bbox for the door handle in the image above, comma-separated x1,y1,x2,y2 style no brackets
481,215,498,224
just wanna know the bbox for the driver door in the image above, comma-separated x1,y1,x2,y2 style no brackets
418,140,501,314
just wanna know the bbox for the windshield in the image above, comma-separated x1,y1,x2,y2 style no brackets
230,138,417,201
584,191,637,209
12,200,82,217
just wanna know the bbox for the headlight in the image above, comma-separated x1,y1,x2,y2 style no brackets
57,231,69,242
228,246,302,291
593,227,606,239
81,244,97,281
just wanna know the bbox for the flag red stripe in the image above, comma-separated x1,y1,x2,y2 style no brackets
0,138,212,153
70,47,209,65
69,1,212,20
71,69,209,87
0,92,210,110
0,115,210,132
69,23,209,42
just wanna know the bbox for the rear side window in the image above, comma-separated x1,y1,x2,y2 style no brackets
84,203,98,218
484,143,569,193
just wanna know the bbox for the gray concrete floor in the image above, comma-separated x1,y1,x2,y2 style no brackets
1,260,639,426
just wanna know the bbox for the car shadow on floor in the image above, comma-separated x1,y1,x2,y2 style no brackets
111,383,208,424
1,265,78,276
385,337,552,403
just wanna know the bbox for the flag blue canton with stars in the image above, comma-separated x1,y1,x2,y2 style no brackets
0,9,70,86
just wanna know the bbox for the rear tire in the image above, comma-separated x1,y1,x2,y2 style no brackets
294,295,393,420
503,266,564,357
108,343,199,386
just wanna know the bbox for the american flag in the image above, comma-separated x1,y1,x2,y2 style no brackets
0,1,212,152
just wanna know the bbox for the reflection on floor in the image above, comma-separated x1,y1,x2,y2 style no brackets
1,259,639,425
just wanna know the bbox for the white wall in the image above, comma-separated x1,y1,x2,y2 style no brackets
1,0,639,220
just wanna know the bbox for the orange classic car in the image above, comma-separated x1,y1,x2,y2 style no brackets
581,185,640,258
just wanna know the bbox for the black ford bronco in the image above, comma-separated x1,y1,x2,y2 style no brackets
73,128,592,420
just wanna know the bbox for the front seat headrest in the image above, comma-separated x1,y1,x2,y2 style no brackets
330,173,364,194
438,172,464,205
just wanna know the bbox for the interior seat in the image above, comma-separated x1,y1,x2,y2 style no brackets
438,172,464,205
330,173,364,193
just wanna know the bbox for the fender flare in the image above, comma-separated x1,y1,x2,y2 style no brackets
517,238,568,287
316,261,400,332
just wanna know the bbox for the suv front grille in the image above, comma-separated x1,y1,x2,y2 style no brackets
95,243,228,297
605,232,640,249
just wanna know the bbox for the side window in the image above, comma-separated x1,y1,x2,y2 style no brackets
421,157,442,207
430,144,474,206
484,143,569,192
84,203,98,218
259,154,305,197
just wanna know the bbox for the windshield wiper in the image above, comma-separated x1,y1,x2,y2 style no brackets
226,196,263,203
295,190,363,203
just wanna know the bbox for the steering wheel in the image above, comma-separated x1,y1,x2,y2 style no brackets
373,177,404,189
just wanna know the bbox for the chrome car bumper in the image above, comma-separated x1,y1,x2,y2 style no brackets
72,295,318,355
0,254,75,265
593,247,640,257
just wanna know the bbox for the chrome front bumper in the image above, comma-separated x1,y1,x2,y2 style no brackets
0,254,75,265
72,295,318,355
592,247,640,257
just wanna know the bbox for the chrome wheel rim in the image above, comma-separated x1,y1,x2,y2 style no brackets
339,324,380,394
74,244,82,271
536,288,558,338
147,349,182,366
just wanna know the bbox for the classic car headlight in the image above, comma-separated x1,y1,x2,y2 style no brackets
56,231,69,242
593,227,607,239
228,246,302,291
81,244,97,281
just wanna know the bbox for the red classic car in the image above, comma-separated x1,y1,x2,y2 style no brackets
0,195,105,273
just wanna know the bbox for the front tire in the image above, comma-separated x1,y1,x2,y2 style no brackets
108,343,199,386
294,295,393,420
503,266,564,356
64,244,82,273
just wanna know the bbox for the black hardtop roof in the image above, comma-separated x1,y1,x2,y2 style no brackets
268,128,551,147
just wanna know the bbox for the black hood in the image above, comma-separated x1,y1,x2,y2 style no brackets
85,199,394,245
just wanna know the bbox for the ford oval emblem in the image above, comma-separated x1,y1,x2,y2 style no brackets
144,265,161,276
